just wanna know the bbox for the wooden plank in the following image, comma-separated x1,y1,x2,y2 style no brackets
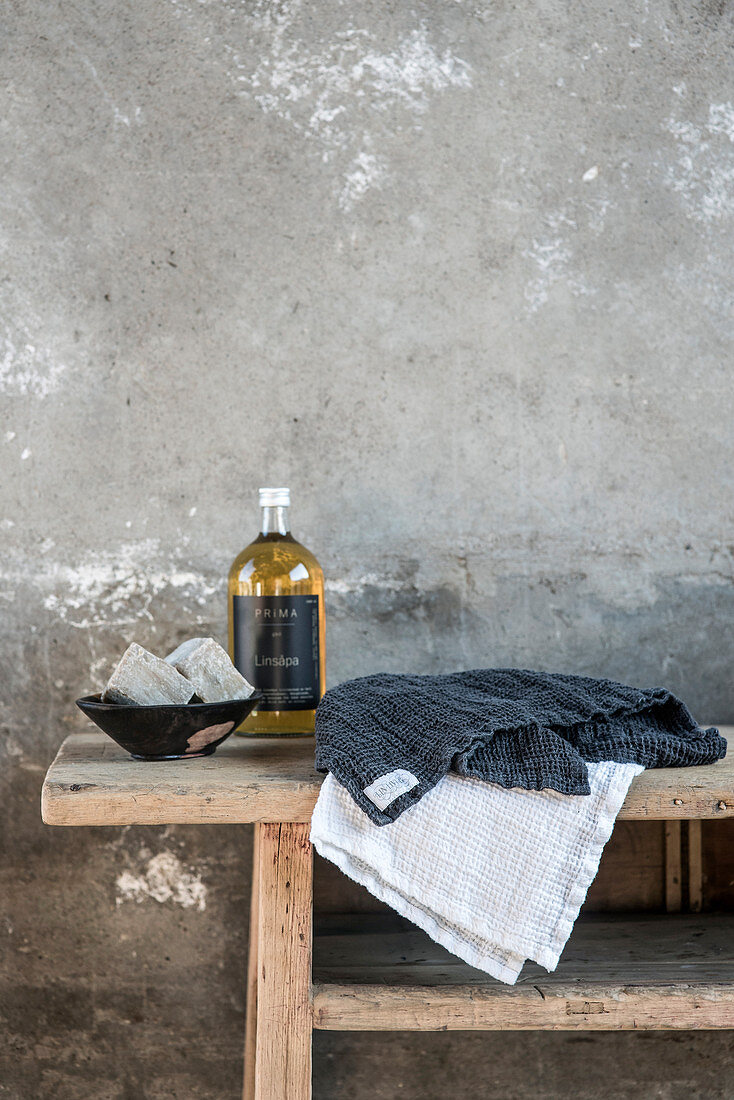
311,914,734,1031
313,913,734,987
243,824,261,1100
701,819,734,909
41,733,321,826
621,748,734,819
312,982,734,1031
584,821,665,912
664,820,682,912
42,729,734,827
255,823,313,1100
688,819,703,913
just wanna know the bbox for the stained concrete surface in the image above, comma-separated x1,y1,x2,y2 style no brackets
2,0,734,1096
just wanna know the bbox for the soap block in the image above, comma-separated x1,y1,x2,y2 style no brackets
163,637,207,667
165,637,255,703
102,642,195,706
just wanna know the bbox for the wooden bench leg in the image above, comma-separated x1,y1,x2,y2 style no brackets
688,819,703,913
664,820,682,912
254,822,313,1100
243,824,262,1100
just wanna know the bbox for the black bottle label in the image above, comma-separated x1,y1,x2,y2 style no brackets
232,594,320,711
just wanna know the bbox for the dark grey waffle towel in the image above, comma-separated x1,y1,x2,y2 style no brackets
314,668,726,825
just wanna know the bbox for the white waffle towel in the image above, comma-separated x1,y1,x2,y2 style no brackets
311,761,643,984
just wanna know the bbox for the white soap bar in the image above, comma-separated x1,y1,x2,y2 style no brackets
102,642,195,706
164,637,206,667
165,636,255,703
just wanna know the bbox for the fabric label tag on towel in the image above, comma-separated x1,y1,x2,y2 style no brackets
363,769,419,811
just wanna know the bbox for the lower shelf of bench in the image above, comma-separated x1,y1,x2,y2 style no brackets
311,913,734,1031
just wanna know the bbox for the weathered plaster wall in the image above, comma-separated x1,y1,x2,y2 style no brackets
2,0,734,1096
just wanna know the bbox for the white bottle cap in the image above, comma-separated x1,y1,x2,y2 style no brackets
259,487,291,507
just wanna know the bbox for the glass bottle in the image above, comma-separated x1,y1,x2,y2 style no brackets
228,487,325,735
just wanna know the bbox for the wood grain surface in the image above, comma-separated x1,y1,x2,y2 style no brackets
42,729,733,826
255,823,313,1100
312,913,734,1031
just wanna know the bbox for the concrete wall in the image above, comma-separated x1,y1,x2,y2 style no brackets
2,0,734,1095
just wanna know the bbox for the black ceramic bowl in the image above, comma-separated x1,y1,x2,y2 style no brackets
75,693,262,760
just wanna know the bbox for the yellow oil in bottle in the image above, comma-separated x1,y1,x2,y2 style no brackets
227,488,325,735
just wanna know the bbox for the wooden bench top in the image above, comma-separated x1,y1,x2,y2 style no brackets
42,728,733,826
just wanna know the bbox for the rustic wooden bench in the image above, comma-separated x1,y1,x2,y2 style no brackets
42,730,734,1099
